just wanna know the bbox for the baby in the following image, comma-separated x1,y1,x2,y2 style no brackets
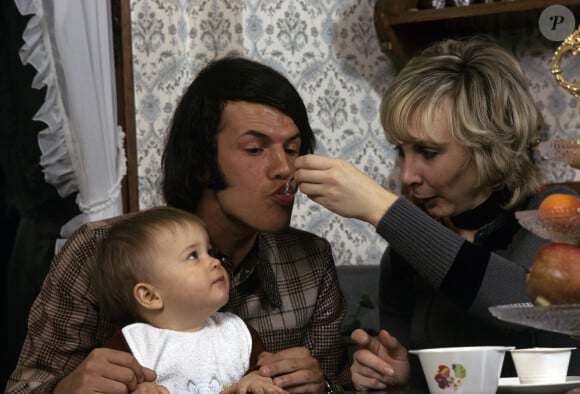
93,206,286,394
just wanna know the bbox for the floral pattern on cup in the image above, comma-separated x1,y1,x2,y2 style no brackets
434,363,466,390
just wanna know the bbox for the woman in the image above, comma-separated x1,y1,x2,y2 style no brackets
294,36,579,390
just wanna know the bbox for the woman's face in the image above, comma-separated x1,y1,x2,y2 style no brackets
397,107,491,219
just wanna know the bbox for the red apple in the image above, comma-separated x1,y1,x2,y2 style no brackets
526,243,580,305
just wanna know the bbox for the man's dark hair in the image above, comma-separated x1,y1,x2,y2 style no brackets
162,56,316,211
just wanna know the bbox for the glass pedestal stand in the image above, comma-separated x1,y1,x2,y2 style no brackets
489,26,580,336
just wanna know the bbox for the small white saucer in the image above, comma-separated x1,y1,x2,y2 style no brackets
497,376,580,393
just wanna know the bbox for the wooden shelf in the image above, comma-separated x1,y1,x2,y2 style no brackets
374,0,580,68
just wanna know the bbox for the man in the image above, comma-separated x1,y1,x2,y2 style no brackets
7,57,350,393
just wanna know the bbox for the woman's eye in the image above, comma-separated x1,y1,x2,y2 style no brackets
422,150,438,159
417,147,439,160
394,146,404,158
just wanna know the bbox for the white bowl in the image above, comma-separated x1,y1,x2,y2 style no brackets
510,347,575,384
409,346,514,394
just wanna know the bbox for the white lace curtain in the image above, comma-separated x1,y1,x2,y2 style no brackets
15,0,126,241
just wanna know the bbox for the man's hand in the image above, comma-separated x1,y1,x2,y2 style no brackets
53,348,156,394
257,347,325,393
130,382,169,394
350,329,410,390
221,371,289,394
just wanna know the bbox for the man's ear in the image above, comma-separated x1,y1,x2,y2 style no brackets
195,169,211,185
134,283,163,311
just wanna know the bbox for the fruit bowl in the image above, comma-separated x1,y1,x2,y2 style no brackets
489,303,580,337
515,209,580,246
539,139,580,169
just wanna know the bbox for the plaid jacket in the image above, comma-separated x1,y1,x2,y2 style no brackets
7,215,350,393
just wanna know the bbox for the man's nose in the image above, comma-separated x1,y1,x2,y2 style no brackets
270,147,293,179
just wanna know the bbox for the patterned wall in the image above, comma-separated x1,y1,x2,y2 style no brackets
130,0,579,266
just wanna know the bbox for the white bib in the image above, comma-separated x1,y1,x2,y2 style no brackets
122,312,252,393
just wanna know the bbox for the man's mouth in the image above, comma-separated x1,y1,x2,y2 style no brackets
276,187,294,196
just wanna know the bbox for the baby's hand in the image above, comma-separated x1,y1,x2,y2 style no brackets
130,382,169,394
221,371,289,394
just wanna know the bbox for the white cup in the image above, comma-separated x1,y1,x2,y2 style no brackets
510,347,574,384
410,346,513,394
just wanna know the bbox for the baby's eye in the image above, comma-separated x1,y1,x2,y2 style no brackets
187,251,199,260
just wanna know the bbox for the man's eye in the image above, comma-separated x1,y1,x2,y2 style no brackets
245,148,263,155
285,148,299,156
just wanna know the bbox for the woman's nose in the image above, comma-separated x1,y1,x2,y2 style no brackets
400,157,421,186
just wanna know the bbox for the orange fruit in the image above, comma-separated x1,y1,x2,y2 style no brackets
538,193,580,217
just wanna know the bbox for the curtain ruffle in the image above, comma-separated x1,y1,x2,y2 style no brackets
76,125,126,216
15,0,78,199
15,0,127,240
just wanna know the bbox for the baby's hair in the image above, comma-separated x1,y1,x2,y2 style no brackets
93,206,206,325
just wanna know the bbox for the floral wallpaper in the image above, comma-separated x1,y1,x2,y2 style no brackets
130,0,579,266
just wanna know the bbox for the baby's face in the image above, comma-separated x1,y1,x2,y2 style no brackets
148,221,229,320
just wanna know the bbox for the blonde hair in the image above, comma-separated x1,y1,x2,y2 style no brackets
381,36,541,209
93,206,207,325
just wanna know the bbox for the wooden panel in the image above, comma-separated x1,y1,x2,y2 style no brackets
374,0,580,67
112,0,139,213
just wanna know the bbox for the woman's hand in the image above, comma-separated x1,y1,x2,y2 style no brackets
294,155,398,227
350,329,410,390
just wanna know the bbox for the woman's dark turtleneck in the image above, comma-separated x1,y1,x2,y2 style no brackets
450,191,506,230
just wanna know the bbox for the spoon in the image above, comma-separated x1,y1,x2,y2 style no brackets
283,177,293,195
